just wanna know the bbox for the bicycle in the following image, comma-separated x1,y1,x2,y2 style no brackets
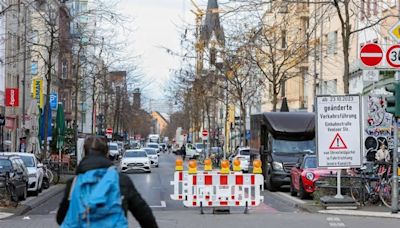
43,159,60,185
350,161,397,208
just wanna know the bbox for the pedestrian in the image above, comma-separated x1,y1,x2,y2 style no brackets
181,144,186,160
56,135,158,228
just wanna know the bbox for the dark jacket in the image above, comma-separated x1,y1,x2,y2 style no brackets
56,153,158,228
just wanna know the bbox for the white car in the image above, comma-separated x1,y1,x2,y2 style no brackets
108,142,119,160
146,143,160,155
120,150,151,173
230,147,251,172
143,148,159,167
1,152,44,195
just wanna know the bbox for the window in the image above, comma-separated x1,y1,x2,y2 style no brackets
281,30,287,48
62,59,68,79
31,61,38,75
327,31,338,54
264,1,272,12
279,1,288,13
31,30,39,43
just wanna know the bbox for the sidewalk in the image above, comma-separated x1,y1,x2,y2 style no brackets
271,191,400,219
0,184,65,219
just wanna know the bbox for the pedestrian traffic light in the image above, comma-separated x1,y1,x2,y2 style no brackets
385,82,400,117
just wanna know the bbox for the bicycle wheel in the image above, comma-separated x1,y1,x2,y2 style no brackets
379,179,392,208
350,177,367,204
46,169,54,184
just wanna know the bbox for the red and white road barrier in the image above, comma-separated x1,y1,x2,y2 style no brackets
171,171,264,208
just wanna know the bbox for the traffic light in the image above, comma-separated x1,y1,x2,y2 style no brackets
385,82,400,117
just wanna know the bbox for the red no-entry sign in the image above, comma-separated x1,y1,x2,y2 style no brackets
106,128,113,134
202,129,208,137
360,43,383,67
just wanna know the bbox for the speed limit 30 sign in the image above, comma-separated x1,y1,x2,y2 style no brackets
386,45,400,68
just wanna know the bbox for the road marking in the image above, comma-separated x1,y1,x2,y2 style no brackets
150,201,166,208
327,217,345,227
273,192,306,204
0,212,13,220
319,209,400,219
50,209,57,214
22,216,30,220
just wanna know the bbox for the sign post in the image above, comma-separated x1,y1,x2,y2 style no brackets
106,128,113,139
202,129,208,158
317,95,362,200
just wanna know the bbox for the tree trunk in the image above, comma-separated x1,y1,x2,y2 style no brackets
91,76,96,134
74,45,81,156
240,102,246,147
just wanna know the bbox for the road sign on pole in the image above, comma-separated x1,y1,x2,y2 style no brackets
362,69,379,82
316,95,362,168
389,21,400,43
360,43,383,67
386,45,400,68
202,129,208,140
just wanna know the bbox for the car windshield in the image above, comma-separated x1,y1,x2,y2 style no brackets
109,145,118,150
144,149,157,155
195,144,204,149
304,157,317,169
124,151,147,158
272,139,315,153
147,144,158,149
20,156,35,167
239,149,250,155
0,159,12,171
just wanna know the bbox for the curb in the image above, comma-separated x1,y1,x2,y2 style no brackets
0,184,65,217
267,191,323,213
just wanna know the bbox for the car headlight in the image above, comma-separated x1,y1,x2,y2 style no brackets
272,161,283,171
28,173,37,178
306,172,314,181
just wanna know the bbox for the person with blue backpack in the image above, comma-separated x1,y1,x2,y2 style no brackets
56,135,158,228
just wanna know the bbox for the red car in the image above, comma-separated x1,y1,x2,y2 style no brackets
290,155,333,199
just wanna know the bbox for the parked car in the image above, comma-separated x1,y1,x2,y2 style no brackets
0,155,28,201
120,150,151,173
143,147,159,167
290,155,333,199
146,143,160,155
185,143,200,159
1,152,44,196
108,142,120,160
229,147,251,172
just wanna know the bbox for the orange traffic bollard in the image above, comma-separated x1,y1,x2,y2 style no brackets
220,159,230,174
188,159,197,174
204,158,212,171
253,159,262,174
175,158,183,171
233,159,241,172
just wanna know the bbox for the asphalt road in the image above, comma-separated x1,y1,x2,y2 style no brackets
1,153,400,227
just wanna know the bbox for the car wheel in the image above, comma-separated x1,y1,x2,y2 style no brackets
298,178,309,199
156,164,159,168
265,168,278,192
290,179,297,196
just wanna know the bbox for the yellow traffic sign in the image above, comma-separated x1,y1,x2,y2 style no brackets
389,21,400,42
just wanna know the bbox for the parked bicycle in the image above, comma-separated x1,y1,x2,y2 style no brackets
350,161,397,208
42,159,60,185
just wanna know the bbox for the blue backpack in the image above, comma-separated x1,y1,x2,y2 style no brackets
61,167,128,228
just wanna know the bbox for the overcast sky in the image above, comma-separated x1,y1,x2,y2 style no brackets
117,0,199,104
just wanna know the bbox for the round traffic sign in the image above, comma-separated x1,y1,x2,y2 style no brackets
106,128,113,134
386,45,400,68
202,129,208,137
360,43,383,67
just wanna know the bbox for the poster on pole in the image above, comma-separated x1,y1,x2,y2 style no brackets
316,95,362,168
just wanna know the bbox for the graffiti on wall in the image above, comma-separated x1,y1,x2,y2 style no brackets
365,96,394,161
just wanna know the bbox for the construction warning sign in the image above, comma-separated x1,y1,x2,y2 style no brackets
316,95,362,168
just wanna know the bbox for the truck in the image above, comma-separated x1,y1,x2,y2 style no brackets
250,112,315,191
148,134,160,143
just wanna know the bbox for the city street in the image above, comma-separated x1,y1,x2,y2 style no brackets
0,154,398,227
